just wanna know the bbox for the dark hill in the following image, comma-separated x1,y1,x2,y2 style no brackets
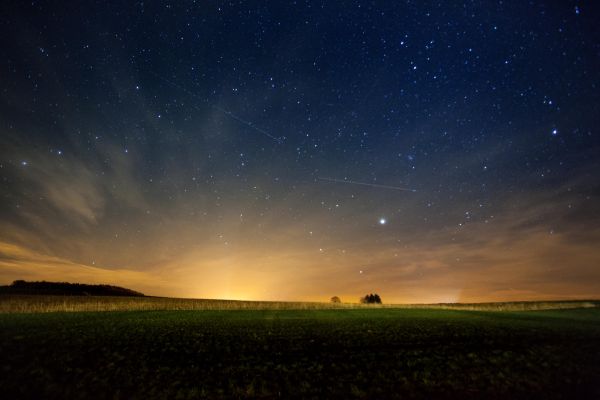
0,280,144,297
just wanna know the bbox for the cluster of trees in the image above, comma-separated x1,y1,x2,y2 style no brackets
0,280,145,297
360,293,382,304
330,294,383,304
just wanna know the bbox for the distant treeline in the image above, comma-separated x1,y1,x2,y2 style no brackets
0,280,144,297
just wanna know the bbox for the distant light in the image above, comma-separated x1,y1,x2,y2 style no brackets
552,129,558,135
379,218,387,225
21,161,28,166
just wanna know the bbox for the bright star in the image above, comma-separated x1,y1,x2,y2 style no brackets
379,218,386,225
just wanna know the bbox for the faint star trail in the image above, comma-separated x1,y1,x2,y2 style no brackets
211,105,282,143
317,177,416,192
147,70,282,143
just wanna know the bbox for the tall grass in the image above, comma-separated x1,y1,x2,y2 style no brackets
0,295,597,313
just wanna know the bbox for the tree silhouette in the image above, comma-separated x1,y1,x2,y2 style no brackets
330,296,341,303
360,293,382,304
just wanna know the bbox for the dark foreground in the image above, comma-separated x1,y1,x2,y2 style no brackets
1,308,599,399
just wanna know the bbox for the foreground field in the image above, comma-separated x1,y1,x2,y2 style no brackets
1,308,599,399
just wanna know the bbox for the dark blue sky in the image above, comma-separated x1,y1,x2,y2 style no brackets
1,1,599,301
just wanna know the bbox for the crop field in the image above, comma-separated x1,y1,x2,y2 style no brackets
1,306,600,399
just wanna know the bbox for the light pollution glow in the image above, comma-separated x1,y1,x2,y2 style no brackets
1,147,598,303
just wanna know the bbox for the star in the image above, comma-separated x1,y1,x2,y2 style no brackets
379,218,387,225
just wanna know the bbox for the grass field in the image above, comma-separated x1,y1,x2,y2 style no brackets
1,306,600,399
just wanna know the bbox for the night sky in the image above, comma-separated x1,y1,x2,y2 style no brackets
1,1,599,302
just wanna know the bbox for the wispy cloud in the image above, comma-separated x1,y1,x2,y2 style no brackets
0,241,175,295
1,132,598,302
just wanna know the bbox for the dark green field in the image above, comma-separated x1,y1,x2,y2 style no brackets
1,308,599,399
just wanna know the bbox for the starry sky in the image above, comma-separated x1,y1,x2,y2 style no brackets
1,1,599,302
